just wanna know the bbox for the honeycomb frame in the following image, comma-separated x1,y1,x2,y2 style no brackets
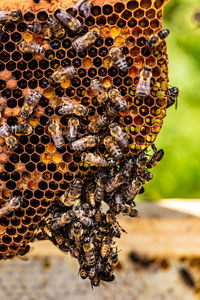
0,0,169,262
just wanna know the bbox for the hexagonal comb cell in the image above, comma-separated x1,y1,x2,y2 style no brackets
0,0,170,285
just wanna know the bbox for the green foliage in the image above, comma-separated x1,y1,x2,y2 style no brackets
141,0,200,200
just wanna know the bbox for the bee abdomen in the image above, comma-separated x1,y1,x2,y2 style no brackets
115,58,128,72
85,250,96,266
158,29,170,40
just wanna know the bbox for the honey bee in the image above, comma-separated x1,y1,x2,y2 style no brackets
74,210,94,227
9,122,33,135
146,145,164,169
60,179,82,206
94,210,103,224
95,172,106,204
101,236,111,261
109,123,129,148
5,135,18,150
167,87,179,109
0,196,23,217
50,66,76,83
124,177,142,202
42,224,53,239
73,0,92,18
86,182,96,207
0,10,22,23
81,152,108,167
106,103,117,120
109,47,128,72
71,135,99,152
106,214,125,238
101,272,115,282
0,24,5,42
72,29,99,52
48,120,65,149
18,41,45,54
105,173,125,194
79,266,88,279
121,204,138,218
51,212,69,231
90,79,108,104
21,91,41,119
136,67,152,97
58,98,88,116
88,116,108,133
108,89,127,112
72,221,83,239
47,16,65,39
83,237,96,266
18,245,31,257
136,152,147,169
110,248,119,268
54,233,65,246
104,262,114,277
62,210,75,224
111,192,124,213
90,78,103,95
66,117,79,142
56,10,82,33
28,22,52,40
103,136,122,161
81,203,96,218
125,173,152,201
91,277,100,287
88,268,96,280
121,158,134,178
147,29,170,48
0,123,10,138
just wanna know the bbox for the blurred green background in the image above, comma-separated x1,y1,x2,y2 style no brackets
141,0,200,200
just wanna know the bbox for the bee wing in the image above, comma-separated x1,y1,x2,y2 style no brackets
57,11,71,25
79,0,92,17
136,77,151,96
145,77,151,95
0,11,9,22
62,97,74,104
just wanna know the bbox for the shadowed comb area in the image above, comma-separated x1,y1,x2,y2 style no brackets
0,0,170,286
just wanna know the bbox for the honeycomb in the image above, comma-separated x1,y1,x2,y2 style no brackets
0,0,169,280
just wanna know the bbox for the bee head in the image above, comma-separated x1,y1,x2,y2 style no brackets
75,178,82,185
21,107,30,118
84,237,91,244
144,66,151,72
12,10,22,21
110,251,118,260
93,30,99,38
170,86,179,96
17,10,23,20
91,278,100,287
144,172,153,182
78,106,88,116
12,196,22,207
149,36,158,46
74,222,82,230
81,152,87,162
109,122,118,129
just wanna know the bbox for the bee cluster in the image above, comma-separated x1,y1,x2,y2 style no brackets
0,0,178,286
